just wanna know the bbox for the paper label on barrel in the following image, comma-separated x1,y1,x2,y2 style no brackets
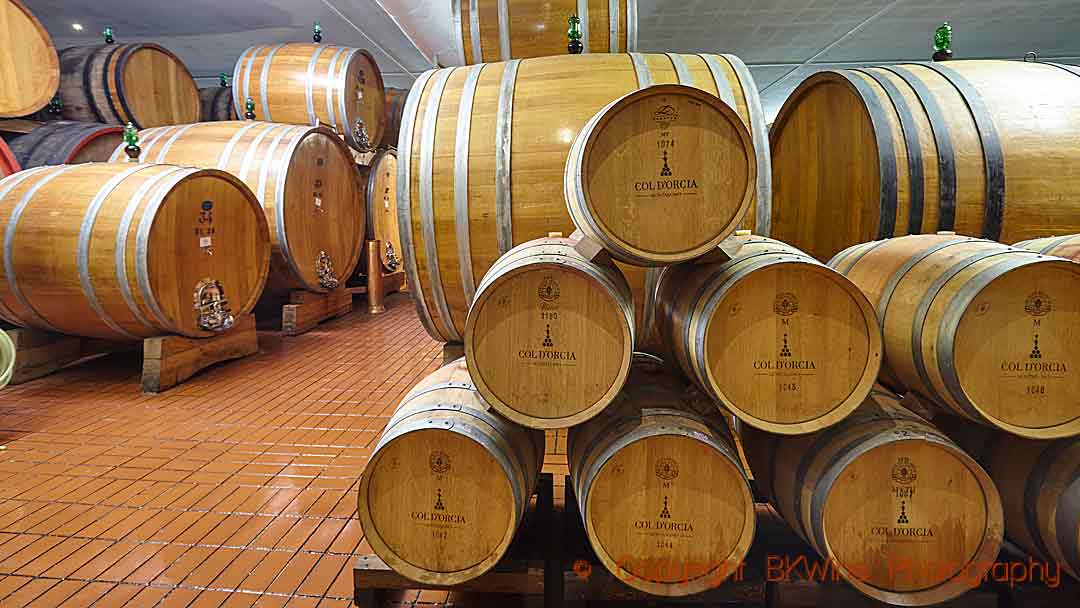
200,236,212,248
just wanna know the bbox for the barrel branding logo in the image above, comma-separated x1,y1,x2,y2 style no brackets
633,495,695,534
891,457,917,485
652,104,678,127
429,450,450,474
655,458,679,481
538,276,560,304
1024,291,1051,317
773,293,799,317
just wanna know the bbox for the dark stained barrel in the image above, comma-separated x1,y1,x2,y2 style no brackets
7,121,123,168
199,86,236,121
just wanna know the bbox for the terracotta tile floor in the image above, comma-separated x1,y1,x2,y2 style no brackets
0,294,503,607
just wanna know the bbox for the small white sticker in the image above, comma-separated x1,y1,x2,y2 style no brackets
200,236,212,248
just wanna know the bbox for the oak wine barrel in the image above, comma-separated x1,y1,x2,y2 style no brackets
199,86,236,121
769,60,1080,262
1015,233,1080,262
232,43,385,152
380,87,407,149
7,121,123,168
830,233,1080,439
357,149,402,274
0,0,59,117
936,418,1080,581
465,234,634,428
565,84,754,265
567,355,755,596
111,121,364,293
453,0,636,64
0,139,18,177
656,233,881,434
357,359,544,585
399,52,771,342
0,163,270,339
58,43,200,129
743,388,1004,606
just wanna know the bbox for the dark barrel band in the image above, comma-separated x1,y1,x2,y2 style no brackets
855,68,925,235
881,65,958,231
100,44,127,126
839,71,898,239
918,62,1006,241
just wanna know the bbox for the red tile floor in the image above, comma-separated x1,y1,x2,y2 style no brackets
0,294,563,607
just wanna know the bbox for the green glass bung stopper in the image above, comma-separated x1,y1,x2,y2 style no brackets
244,97,256,120
932,22,953,61
219,72,229,88
48,94,62,114
103,25,115,44
123,123,140,161
568,14,583,54
313,21,323,43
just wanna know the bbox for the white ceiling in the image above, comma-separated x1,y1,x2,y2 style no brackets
23,0,1080,118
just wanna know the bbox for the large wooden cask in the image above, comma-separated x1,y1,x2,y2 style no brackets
0,139,18,178
0,0,59,117
0,163,270,339
357,359,544,585
7,121,123,169
398,52,771,342
58,43,200,129
769,60,1080,262
567,356,755,596
743,389,1003,606
199,86,236,122
936,417,1080,581
565,84,755,265
111,121,364,293
454,0,636,64
380,87,407,149
231,44,385,153
656,234,881,434
1015,234,1080,262
465,235,634,428
830,233,1080,439
357,149,402,274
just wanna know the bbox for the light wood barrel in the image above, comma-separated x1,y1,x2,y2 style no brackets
830,233,1080,439
8,121,123,169
565,84,754,265
357,359,544,585
399,52,771,342
0,163,270,339
567,356,755,596
58,43,200,129
199,86,236,121
357,149,401,273
656,234,881,435
111,121,364,293
0,140,18,178
937,418,1080,581
1015,234,1080,263
743,389,1003,606
0,0,59,117
454,0,636,64
465,235,634,429
769,60,1080,262
231,43,385,153
380,87,407,149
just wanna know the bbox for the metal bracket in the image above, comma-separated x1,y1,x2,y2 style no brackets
316,250,340,289
193,278,235,332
